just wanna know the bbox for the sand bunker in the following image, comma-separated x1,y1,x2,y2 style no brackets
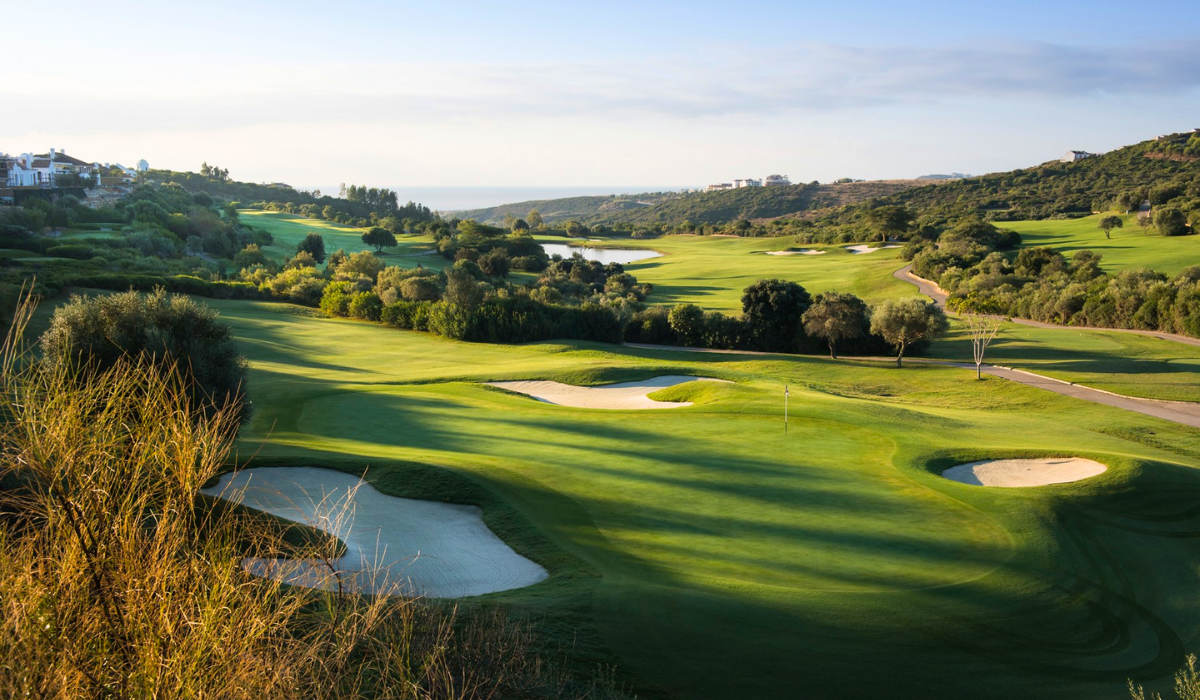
767,249,825,256
201,467,547,597
487,375,728,409
941,458,1106,487
845,244,902,254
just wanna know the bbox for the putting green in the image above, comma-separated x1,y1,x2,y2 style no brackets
207,297,1200,700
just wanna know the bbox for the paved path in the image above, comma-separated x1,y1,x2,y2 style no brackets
624,342,1200,429
895,264,1200,348
951,361,1200,429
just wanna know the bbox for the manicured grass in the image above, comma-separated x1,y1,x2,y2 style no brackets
56,229,123,241
536,234,917,313
207,296,1200,700
929,319,1200,401
239,211,449,270
1005,213,1200,276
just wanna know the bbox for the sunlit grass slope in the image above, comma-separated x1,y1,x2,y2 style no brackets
536,234,916,313
1006,213,1200,276
210,297,1200,700
239,211,448,270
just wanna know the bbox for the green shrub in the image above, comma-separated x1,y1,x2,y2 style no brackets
39,288,249,422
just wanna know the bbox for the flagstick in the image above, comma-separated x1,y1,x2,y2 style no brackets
784,384,788,434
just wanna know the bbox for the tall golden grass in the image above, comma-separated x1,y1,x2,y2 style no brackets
0,294,632,700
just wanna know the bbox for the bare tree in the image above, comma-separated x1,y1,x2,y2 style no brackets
948,293,1009,379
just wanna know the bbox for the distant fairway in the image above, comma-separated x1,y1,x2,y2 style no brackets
206,296,1200,700
535,234,917,313
239,210,449,269
1005,213,1199,276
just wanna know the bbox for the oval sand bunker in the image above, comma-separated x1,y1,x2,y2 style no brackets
941,458,1106,487
487,375,728,409
766,249,825,256
845,244,901,254
202,467,547,597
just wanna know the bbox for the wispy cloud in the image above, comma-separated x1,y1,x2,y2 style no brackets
4,40,1199,134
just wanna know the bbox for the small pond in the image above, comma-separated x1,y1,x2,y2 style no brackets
540,243,662,264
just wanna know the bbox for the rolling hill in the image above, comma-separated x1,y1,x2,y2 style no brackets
454,180,923,226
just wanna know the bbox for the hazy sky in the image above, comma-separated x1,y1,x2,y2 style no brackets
4,0,1199,191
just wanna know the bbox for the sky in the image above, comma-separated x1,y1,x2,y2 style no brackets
3,0,1199,198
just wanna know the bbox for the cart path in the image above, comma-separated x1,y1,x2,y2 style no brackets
895,264,1200,349
623,343,1200,429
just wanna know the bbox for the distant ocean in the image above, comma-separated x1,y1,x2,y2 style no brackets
311,186,681,213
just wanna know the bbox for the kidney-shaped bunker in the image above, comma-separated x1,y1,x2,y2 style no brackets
202,467,547,597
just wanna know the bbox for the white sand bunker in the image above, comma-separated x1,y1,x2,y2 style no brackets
487,375,728,409
941,458,1106,487
202,467,547,597
845,244,902,254
767,249,826,256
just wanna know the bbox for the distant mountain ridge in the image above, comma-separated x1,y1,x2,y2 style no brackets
455,132,1200,228
835,131,1200,222
454,180,924,226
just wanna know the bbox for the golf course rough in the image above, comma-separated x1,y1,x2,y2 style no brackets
202,467,548,597
486,375,730,409
941,457,1108,487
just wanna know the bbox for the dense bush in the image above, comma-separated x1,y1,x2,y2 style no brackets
741,279,813,352
39,288,250,422
938,242,1200,339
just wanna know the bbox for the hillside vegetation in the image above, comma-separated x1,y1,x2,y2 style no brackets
461,133,1199,233
456,180,921,226
838,132,1200,223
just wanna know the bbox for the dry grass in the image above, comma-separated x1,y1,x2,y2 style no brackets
0,294,633,700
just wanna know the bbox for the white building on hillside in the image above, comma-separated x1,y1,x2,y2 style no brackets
1060,150,1096,163
764,174,791,186
4,149,96,187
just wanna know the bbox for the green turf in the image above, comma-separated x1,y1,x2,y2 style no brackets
1005,213,1200,276
204,296,1200,700
239,210,449,270
536,234,917,313
56,229,122,241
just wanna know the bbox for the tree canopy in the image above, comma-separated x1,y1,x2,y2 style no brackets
869,298,947,367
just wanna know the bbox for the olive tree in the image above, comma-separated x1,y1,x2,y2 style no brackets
869,298,947,367
801,292,869,359
361,226,397,252
1099,215,1123,239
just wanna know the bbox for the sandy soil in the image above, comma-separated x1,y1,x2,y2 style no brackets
941,458,1106,487
202,467,547,597
487,375,728,409
767,249,826,256
845,244,902,254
